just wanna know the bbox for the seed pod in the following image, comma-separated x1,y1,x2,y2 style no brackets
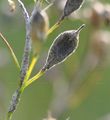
42,24,85,71
30,2,49,54
61,0,84,20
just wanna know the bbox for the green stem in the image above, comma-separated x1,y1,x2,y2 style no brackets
25,70,45,88
6,68,45,120
6,84,25,120
47,18,64,36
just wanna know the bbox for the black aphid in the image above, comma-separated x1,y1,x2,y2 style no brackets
42,24,85,71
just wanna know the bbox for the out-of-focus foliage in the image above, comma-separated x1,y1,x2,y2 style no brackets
0,0,110,120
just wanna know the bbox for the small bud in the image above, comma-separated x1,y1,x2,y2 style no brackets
42,24,85,71
8,0,16,12
30,2,49,54
60,0,84,21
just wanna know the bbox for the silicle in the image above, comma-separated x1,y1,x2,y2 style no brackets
42,24,85,71
63,0,84,17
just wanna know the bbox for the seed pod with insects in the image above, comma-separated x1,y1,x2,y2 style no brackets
60,0,84,21
30,2,49,55
42,24,85,71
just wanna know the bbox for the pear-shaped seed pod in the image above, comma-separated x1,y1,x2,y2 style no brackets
62,0,84,19
42,24,85,71
30,2,49,54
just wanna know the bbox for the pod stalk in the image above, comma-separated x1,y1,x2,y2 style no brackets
76,24,85,34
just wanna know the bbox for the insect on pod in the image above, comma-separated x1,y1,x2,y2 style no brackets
42,24,85,71
60,0,84,21
30,1,49,55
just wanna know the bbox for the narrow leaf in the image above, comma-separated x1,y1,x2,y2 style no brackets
0,32,20,69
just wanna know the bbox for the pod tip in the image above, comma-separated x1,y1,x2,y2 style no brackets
77,24,86,33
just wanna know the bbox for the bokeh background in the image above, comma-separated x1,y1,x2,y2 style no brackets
0,0,110,120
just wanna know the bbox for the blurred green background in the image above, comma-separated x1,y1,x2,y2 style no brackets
0,0,110,120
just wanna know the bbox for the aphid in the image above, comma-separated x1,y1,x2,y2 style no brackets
30,2,49,54
42,24,85,71
60,0,84,21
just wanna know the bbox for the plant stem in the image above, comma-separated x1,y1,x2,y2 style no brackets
6,1,64,120
47,17,64,36
6,1,31,120
18,0,31,86
25,70,45,88
6,68,45,120
6,85,25,120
